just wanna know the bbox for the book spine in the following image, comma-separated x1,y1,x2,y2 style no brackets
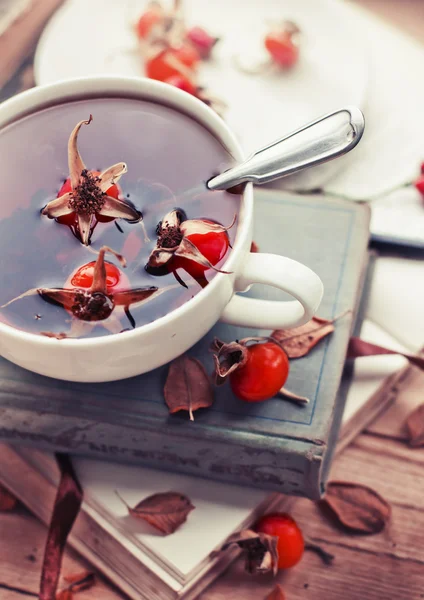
0,406,323,498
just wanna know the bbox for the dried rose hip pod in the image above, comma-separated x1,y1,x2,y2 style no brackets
41,115,142,245
211,337,290,402
145,208,235,281
1,246,159,335
186,26,219,59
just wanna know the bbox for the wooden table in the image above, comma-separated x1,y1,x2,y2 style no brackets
1,2,424,599
2,363,423,600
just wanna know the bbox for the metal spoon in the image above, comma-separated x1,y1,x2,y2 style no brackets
207,106,365,191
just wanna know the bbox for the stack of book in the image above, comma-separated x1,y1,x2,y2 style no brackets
0,190,416,599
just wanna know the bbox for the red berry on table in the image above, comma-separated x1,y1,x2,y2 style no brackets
164,74,197,96
230,342,290,402
172,225,230,279
136,7,162,40
415,174,424,195
145,50,186,82
256,513,304,569
265,32,299,68
171,44,200,68
186,26,218,59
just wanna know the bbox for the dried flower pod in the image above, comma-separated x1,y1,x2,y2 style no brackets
42,116,141,245
216,529,279,576
1,246,159,335
146,208,235,280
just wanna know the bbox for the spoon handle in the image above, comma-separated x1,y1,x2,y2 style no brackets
207,106,365,191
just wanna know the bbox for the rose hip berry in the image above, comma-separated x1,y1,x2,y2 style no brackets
136,6,162,39
70,261,127,291
186,26,218,59
256,513,304,569
230,342,289,402
164,74,197,96
414,175,424,195
265,32,299,68
172,222,230,279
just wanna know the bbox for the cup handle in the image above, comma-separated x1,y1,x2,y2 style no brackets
220,253,324,329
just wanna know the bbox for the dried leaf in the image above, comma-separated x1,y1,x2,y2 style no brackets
272,316,337,358
116,491,195,534
219,529,279,576
304,541,334,565
56,590,73,600
321,481,391,534
39,455,83,600
0,483,17,511
64,570,95,592
348,338,424,371
210,338,248,384
278,387,309,405
164,355,214,420
405,403,424,447
265,585,286,600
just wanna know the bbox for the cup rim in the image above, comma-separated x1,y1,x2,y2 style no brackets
0,76,253,348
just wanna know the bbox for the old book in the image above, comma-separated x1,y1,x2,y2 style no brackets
0,191,370,500
0,443,290,600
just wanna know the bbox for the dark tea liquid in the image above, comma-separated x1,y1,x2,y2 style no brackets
0,97,240,337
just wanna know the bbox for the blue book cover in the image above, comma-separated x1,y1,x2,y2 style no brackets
0,190,370,499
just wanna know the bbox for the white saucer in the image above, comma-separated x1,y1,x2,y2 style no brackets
35,0,369,189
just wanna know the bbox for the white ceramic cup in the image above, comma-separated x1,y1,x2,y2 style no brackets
0,77,323,382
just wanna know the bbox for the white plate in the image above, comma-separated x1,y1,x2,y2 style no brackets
35,0,369,189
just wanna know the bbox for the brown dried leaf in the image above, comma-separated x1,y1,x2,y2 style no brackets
321,481,391,534
164,355,214,420
265,585,286,600
210,338,248,385
405,403,424,447
219,529,279,576
64,570,95,592
116,491,195,534
348,337,424,371
272,316,335,358
56,590,73,600
0,483,17,511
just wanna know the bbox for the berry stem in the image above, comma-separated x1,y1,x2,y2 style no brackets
90,246,126,293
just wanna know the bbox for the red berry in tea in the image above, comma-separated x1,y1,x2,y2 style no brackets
172,223,230,279
146,209,235,282
42,116,141,245
0,97,240,338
